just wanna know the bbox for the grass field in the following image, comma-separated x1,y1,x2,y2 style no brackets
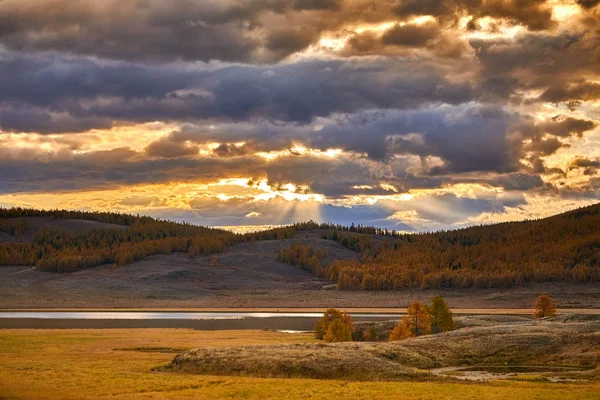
1,329,599,399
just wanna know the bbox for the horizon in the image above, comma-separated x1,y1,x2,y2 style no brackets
2,1,600,232
3,202,597,235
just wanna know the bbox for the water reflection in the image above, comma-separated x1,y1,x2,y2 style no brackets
0,312,402,320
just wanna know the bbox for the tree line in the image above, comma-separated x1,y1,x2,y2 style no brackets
283,204,600,289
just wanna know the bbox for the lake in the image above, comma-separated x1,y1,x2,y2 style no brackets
0,311,402,330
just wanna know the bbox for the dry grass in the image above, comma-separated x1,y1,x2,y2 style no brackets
166,342,431,381
1,327,600,399
168,316,600,381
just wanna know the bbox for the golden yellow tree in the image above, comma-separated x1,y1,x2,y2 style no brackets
389,317,414,341
314,308,353,341
323,318,352,342
533,294,557,318
389,301,430,341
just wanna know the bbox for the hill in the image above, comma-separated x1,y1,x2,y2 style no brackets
0,207,241,272
1,205,600,309
280,204,600,290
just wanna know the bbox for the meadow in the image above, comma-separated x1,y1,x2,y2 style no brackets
1,328,599,400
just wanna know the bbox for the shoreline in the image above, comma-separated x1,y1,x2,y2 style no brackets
2,307,600,314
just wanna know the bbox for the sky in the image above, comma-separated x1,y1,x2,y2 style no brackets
1,0,600,232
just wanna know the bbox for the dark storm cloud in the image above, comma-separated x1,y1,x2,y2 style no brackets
542,117,597,138
0,0,262,63
292,0,341,11
0,150,266,193
473,30,600,93
522,137,567,156
495,173,544,190
0,54,475,133
0,0,564,67
212,143,253,157
341,20,472,59
0,0,388,63
568,157,600,176
309,105,520,172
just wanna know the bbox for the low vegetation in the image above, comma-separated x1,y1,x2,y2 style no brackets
3,328,598,399
167,315,600,383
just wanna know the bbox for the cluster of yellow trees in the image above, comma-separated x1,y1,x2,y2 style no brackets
315,295,557,343
278,243,327,275
314,296,455,343
389,296,455,340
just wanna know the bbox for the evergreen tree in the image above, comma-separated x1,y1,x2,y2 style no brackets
427,296,455,333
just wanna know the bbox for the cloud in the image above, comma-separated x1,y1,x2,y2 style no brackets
538,81,600,103
1,0,599,231
394,0,555,31
0,54,475,133
577,0,600,9
145,135,200,158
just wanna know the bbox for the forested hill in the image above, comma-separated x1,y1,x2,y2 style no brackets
0,207,315,272
0,208,238,272
3,205,600,290
280,204,600,289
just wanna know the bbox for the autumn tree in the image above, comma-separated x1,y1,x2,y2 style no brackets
390,301,430,340
427,296,455,333
314,308,353,342
533,294,557,318
323,318,353,342
389,318,413,341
